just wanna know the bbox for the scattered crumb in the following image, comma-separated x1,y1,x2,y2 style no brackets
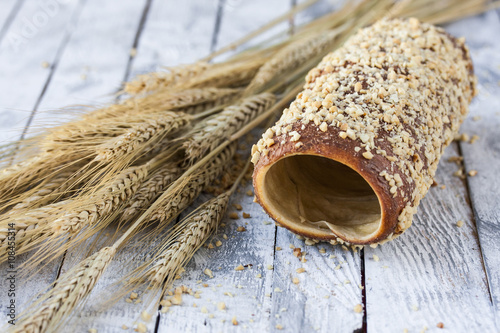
472,116,481,121
201,307,208,314
362,151,374,159
276,324,284,330
235,265,245,271
160,299,171,307
130,292,138,300
125,298,132,303
246,190,253,196
88,329,97,333
223,234,228,240
456,220,464,228
208,243,214,249
292,277,300,284
267,265,274,270
344,280,351,285
468,170,478,177
276,247,282,251
242,212,251,218
296,267,306,274
470,134,479,144
440,185,446,189
354,304,363,313
130,48,137,57
233,203,242,210
217,302,226,311
204,268,214,278
232,316,238,326
256,274,262,278
229,212,239,219
171,294,182,305
263,220,272,225
215,240,222,247
437,322,444,329
141,311,152,322
293,248,302,258
121,325,128,330
373,254,380,262
135,323,147,333
41,61,50,68
319,248,326,254
237,226,246,232
412,305,419,311
329,254,336,259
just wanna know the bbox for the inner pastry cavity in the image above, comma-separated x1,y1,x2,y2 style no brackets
262,154,381,241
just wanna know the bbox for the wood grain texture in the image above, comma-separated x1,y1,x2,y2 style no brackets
364,143,496,332
27,0,149,133
447,10,500,325
127,0,219,79
156,184,277,332
271,229,363,333
0,0,84,144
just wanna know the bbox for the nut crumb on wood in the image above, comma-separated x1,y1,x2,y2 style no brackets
276,324,284,330
468,170,477,177
232,316,238,326
296,267,306,273
292,277,300,284
242,212,251,218
246,189,253,196
237,226,246,232
135,323,147,333
229,212,239,219
215,240,222,247
437,322,444,329
204,268,214,278
353,304,363,313
233,203,242,210
456,220,464,227
235,264,245,271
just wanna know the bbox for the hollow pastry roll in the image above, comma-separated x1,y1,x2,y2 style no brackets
252,18,476,246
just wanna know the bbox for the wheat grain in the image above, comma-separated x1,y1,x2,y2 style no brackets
11,247,116,333
144,192,230,286
124,61,211,96
121,163,184,221
94,112,191,163
52,165,148,234
183,93,276,163
245,30,340,95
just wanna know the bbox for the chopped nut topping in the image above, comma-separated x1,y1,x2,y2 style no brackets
215,240,222,247
204,268,214,278
362,151,374,160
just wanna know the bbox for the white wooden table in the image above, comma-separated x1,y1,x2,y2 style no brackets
0,1,499,332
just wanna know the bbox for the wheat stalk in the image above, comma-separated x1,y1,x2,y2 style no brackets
124,61,211,96
183,93,276,163
244,29,341,95
51,165,148,235
148,143,236,225
144,192,230,287
94,112,192,163
121,162,184,221
11,247,116,333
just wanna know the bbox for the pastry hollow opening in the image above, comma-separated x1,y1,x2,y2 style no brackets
261,154,382,241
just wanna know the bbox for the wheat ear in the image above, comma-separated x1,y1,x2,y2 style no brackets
124,61,211,96
144,192,230,287
183,93,276,163
148,142,236,226
121,162,184,221
94,112,191,163
10,247,116,333
51,165,149,235
244,29,340,95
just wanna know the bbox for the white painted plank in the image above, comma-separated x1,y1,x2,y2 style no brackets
271,229,363,333
157,183,276,332
446,10,500,324
0,0,21,40
214,0,292,61
127,0,219,78
0,0,83,144
27,0,149,136
365,142,496,332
